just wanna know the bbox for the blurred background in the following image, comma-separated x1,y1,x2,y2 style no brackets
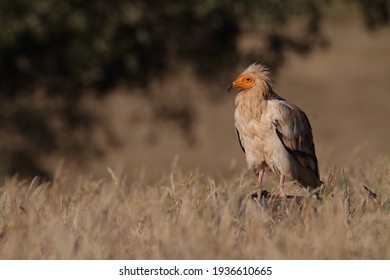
0,0,389,180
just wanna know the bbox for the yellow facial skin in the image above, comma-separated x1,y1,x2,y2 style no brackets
228,74,255,92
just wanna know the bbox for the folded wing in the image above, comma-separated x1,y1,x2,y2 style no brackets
272,101,320,186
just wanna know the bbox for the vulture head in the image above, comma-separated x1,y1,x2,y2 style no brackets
228,63,272,94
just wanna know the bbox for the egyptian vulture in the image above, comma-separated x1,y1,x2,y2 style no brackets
228,63,321,196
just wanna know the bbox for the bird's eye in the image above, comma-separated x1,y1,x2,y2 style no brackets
246,78,252,82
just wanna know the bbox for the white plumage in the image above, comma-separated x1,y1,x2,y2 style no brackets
228,63,321,196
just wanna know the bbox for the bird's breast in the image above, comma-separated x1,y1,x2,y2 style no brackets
234,96,270,172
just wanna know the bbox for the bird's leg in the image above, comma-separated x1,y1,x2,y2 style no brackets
257,169,264,191
276,174,285,197
251,170,265,198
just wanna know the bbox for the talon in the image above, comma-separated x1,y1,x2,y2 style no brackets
250,189,271,199
260,190,271,198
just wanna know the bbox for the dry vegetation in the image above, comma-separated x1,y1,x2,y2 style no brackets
1,154,389,259
1,5,390,260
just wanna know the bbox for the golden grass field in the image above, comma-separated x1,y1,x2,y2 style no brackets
1,4,390,259
0,155,389,259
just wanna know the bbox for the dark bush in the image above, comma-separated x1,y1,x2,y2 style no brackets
0,0,388,178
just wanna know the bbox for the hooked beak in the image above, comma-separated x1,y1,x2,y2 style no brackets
228,74,255,94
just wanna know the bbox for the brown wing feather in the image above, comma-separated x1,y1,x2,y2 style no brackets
272,101,320,179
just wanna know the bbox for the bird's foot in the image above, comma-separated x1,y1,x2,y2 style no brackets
250,189,271,199
270,188,285,198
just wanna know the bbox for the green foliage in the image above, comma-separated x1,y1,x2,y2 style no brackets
356,0,390,30
0,0,388,177
0,0,329,94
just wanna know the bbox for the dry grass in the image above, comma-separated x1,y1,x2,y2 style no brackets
1,155,389,260
1,4,390,260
